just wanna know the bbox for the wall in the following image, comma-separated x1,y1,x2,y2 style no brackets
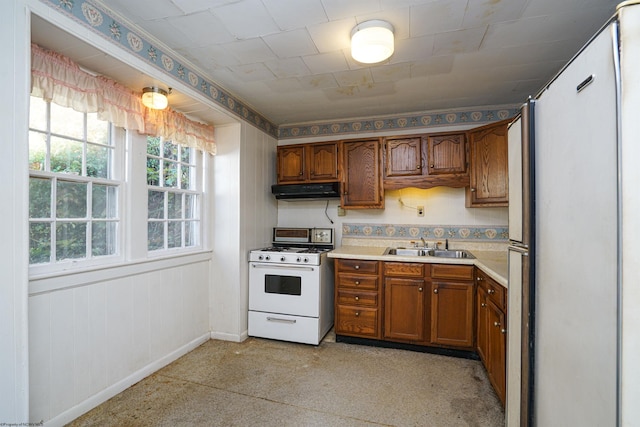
277,127,508,247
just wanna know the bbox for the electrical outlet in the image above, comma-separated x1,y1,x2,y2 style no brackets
417,206,424,217
337,206,346,216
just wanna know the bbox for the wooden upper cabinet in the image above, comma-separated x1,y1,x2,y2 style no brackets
276,142,339,184
466,120,510,207
384,136,424,178
341,138,384,209
427,133,467,175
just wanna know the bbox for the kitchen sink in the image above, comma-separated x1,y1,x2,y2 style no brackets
383,247,475,259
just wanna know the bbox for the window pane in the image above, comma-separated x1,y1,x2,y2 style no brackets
29,131,47,171
29,96,48,131
57,180,87,218
181,147,192,164
168,221,182,248
29,177,51,218
86,113,109,145
147,156,160,186
93,184,117,219
164,141,178,160
148,221,164,250
56,222,87,260
92,221,117,256
163,161,178,188
50,103,84,139
185,221,197,247
87,143,111,179
148,190,165,219
51,136,83,175
167,192,182,219
29,222,51,264
181,165,194,190
147,136,161,156
185,194,197,219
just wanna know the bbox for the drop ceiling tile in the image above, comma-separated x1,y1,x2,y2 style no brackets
390,34,435,64
302,51,350,74
263,29,318,58
321,0,382,21
307,18,356,53
136,20,194,50
228,63,277,82
322,85,361,101
523,0,618,17
264,77,304,93
223,38,278,64
298,73,340,90
264,57,312,78
461,0,528,28
409,0,468,37
165,12,235,46
333,68,373,87
175,44,240,69
171,0,238,14
370,64,411,83
432,26,487,56
356,6,411,40
211,0,280,39
410,56,454,77
100,0,183,21
263,0,328,30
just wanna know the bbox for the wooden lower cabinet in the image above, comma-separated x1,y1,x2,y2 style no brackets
334,259,382,339
430,281,475,348
383,262,429,342
476,268,507,405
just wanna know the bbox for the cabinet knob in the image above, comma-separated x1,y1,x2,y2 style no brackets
430,164,434,168
299,172,303,175
433,288,438,294
418,287,423,292
488,289,495,295
417,165,421,169
481,303,487,307
354,265,360,270
355,311,360,317
501,329,507,334
494,321,501,327
354,296,359,301
477,277,483,281
470,188,476,192
355,281,360,285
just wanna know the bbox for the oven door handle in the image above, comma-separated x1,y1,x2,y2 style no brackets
251,264,315,272
267,316,297,324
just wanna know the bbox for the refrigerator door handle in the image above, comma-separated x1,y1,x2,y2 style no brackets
509,245,529,256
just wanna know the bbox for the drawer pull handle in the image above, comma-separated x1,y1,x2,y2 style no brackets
494,321,501,327
354,296,360,301
488,289,495,295
481,303,486,307
477,277,483,281
501,328,507,334
267,317,297,324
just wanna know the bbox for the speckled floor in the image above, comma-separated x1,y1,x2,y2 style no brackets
68,333,504,426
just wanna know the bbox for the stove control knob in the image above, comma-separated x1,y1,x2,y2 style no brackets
304,257,309,263
296,257,302,263
258,255,264,260
265,255,270,261
280,256,286,262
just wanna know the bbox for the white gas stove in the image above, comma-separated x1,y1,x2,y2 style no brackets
248,227,334,345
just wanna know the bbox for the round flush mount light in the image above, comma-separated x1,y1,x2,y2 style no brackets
350,20,395,64
141,86,169,110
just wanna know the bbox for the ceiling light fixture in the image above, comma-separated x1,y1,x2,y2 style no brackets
141,86,169,110
350,20,395,64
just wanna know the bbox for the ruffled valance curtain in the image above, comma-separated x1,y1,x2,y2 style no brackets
31,43,216,154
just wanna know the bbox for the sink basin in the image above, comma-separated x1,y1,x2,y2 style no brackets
383,247,475,259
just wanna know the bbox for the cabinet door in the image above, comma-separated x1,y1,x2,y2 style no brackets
341,139,384,209
467,120,509,207
277,145,306,183
476,286,489,365
430,281,474,348
308,142,339,181
488,300,506,405
384,136,424,177
427,133,467,175
384,277,426,342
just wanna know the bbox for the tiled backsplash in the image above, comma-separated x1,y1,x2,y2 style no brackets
342,223,508,242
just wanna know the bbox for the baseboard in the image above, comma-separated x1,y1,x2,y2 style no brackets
44,333,210,427
210,329,248,342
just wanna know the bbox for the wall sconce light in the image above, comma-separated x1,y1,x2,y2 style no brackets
351,20,395,64
142,86,170,110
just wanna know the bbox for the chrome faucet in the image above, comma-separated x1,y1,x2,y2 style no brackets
445,239,449,250
420,237,426,247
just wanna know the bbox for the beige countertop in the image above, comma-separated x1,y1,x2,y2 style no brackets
328,246,508,288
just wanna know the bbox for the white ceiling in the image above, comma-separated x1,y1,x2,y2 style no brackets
32,0,619,127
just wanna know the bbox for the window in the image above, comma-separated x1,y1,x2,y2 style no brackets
28,96,121,268
146,137,201,252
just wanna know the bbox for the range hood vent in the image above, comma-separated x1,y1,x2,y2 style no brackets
271,182,341,200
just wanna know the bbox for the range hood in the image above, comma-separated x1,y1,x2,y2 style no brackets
271,182,341,200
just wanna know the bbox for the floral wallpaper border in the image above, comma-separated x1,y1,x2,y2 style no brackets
278,108,518,139
342,223,509,242
41,0,518,140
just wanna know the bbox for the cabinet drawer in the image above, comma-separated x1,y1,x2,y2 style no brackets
337,289,378,307
477,271,505,310
383,262,426,278
336,306,380,338
336,274,379,290
337,259,378,274
431,264,474,281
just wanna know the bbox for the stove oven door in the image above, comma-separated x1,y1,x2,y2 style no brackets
249,262,320,317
